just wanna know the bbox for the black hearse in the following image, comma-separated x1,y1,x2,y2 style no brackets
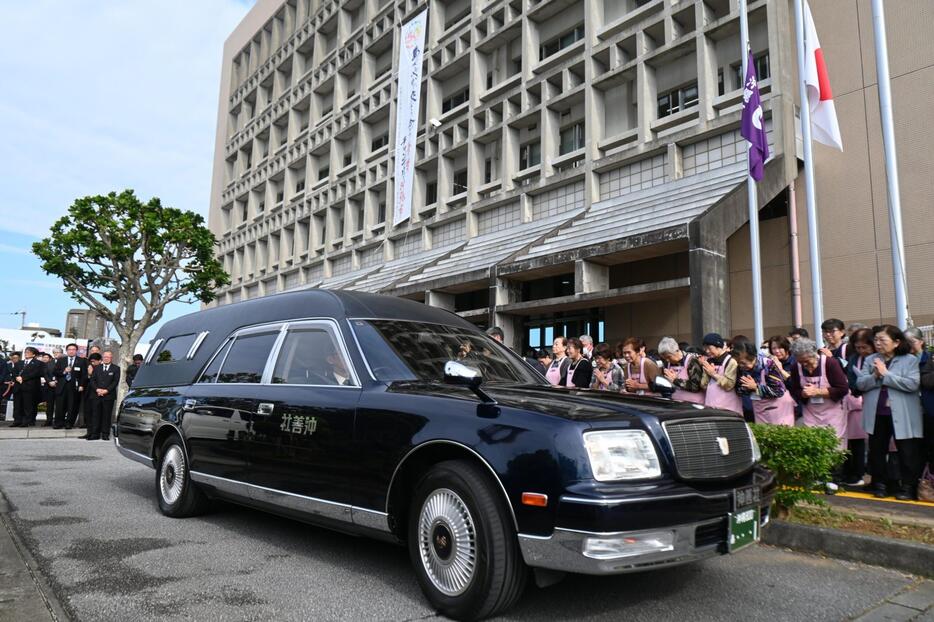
115,290,774,620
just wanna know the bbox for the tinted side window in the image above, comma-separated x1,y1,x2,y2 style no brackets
272,327,354,385
155,333,197,363
217,332,278,383
198,339,232,383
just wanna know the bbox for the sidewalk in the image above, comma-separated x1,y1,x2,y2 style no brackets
0,418,85,440
828,489,934,527
0,493,65,621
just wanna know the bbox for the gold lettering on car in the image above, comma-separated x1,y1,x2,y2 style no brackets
280,414,319,435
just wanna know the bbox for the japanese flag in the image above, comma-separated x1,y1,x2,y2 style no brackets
803,0,843,150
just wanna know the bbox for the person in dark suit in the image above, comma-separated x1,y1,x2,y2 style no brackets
13,347,43,427
7,352,22,424
125,354,144,388
53,343,88,429
0,356,10,421
38,352,58,426
87,351,119,440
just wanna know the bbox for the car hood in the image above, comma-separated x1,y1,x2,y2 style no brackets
389,382,740,425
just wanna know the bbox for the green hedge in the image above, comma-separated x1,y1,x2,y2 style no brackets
750,423,847,515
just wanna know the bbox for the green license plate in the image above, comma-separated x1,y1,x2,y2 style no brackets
728,507,760,552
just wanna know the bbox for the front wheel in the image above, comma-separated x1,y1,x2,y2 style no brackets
408,460,527,621
155,437,209,517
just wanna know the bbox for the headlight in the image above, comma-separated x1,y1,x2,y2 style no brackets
747,424,762,463
583,430,661,481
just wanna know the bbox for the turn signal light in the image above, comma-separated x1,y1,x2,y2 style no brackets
521,492,548,507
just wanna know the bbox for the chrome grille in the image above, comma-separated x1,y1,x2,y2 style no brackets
664,418,753,480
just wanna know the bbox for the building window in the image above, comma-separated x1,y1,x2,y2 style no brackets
441,88,469,113
257,200,265,213
371,132,389,151
731,51,771,91
539,24,584,60
559,122,585,155
240,203,248,222
452,169,468,195
486,71,494,90
426,181,438,205
657,82,699,119
335,211,344,238
295,180,305,193
519,141,541,170
484,158,494,183
318,166,329,181
276,190,284,203
344,153,353,167
377,200,386,223
356,204,365,231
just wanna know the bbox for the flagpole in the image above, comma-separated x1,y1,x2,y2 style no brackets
871,0,911,328
739,0,764,348
794,0,824,336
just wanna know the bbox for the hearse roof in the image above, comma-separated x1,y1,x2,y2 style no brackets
131,289,475,388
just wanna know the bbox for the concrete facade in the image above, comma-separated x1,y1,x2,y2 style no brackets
209,0,934,352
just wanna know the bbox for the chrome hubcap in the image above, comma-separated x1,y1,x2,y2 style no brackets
160,445,185,505
418,488,477,596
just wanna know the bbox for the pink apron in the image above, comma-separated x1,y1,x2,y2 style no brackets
626,358,648,396
844,354,867,440
751,363,795,426
704,355,743,414
545,357,565,386
669,354,705,404
798,355,847,449
565,359,582,388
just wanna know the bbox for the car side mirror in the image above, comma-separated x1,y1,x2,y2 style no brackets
444,361,495,404
652,376,675,398
444,360,483,389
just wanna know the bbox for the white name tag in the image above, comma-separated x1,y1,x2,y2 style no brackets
749,394,762,401
810,397,825,404
73,367,81,371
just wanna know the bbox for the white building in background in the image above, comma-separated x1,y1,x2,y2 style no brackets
209,0,934,351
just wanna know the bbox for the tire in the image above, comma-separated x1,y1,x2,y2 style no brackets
408,460,527,621
155,436,209,518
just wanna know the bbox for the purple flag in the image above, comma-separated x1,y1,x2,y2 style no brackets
741,51,769,181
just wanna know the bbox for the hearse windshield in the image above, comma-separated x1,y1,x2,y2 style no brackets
352,320,544,385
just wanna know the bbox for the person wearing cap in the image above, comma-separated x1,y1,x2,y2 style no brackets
698,333,742,415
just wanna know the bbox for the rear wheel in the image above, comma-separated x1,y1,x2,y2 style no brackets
408,460,527,621
155,437,209,517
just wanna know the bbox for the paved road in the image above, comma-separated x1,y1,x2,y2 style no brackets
0,439,926,622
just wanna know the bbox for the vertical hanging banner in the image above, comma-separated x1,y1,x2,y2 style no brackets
392,9,428,226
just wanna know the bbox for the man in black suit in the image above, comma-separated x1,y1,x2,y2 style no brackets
87,351,119,441
53,343,88,429
38,352,57,426
125,354,143,388
0,356,10,421
13,347,43,427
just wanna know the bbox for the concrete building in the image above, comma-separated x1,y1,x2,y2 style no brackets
64,308,107,341
209,0,934,352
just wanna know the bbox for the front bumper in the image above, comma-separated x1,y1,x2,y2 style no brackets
517,467,775,575
518,509,769,575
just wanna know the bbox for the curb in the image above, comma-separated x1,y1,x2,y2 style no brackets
0,491,72,621
0,429,86,440
763,520,934,577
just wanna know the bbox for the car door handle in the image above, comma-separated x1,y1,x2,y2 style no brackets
257,402,274,415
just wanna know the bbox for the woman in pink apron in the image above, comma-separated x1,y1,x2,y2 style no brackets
732,342,795,425
699,333,743,415
564,338,593,389
658,337,705,404
789,338,849,449
620,337,659,395
591,345,624,392
545,337,569,386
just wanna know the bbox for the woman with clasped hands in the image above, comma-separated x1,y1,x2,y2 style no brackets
854,324,924,500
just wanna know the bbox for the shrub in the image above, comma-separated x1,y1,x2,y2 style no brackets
750,423,847,516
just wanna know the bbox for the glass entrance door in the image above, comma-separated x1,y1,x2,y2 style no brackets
524,309,605,355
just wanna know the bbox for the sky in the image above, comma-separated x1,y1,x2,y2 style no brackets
0,0,254,341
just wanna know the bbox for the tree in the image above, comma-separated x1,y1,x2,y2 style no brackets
33,190,229,413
